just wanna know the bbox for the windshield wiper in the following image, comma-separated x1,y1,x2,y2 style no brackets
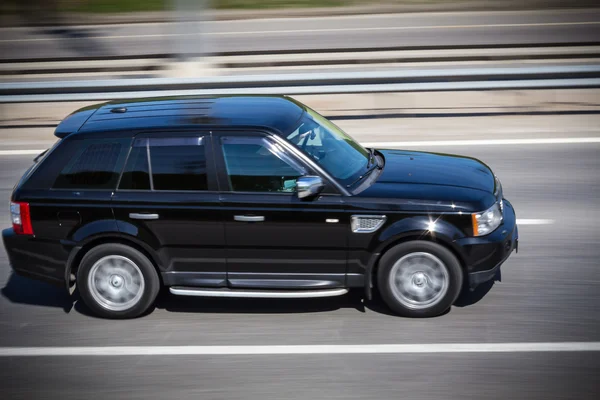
346,158,380,188
366,148,375,169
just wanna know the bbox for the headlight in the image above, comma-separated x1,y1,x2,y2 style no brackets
494,175,503,197
472,202,503,236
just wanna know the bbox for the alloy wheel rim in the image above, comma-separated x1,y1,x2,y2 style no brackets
389,252,449,310
88,255,145,312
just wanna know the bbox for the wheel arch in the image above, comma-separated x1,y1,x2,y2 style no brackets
364,232,466,300
65,234,163,291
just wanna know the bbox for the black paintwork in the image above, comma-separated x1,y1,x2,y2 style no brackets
55,96,305,138
358,150,497,212
2,95,518,296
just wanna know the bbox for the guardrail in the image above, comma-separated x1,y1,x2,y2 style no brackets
3,45,599,79
2,65,600,102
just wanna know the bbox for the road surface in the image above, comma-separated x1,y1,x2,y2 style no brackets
1,8,600,60
0,111,599,399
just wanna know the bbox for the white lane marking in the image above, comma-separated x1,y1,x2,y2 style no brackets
1,342,599,356
0,8,594,31
361,137,600,147
1,21,598,42
213,21,600,36
516,219,554,225
0,150,45,156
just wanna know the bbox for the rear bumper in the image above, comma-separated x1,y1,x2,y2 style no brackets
2,228,68,287
455,199,519,289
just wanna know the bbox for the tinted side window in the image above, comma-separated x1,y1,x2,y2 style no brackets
53,140,127,190
21,139,71,190
152,144,207,191
221,137,305,193
120,137,207,191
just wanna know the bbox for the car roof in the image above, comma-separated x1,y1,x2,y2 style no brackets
54,95,306,138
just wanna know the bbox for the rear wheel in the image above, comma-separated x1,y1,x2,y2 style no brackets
377,241,462,318
77,243,160,319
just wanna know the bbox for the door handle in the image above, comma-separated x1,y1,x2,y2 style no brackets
129,213,159,220
234,215,265,222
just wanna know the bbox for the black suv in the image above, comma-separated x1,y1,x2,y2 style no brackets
3,95,518,319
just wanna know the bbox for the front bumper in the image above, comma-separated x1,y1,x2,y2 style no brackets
455,199,519,289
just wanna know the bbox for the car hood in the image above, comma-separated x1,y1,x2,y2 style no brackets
374,149,495,193
352,149,497,213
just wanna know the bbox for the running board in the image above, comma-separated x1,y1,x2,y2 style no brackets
169,287,349,299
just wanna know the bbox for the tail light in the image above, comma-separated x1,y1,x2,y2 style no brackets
10,201,34,235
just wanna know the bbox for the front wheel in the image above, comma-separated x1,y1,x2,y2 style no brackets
77,243,160,319
377,241,463,318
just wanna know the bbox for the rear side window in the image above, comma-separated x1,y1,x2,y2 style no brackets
53,139,128,190
119,137,207,191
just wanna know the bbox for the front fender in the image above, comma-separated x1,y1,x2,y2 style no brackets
363,215,467,300
377,215,466,249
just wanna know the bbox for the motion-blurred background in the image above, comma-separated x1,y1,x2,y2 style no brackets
1,1,599,399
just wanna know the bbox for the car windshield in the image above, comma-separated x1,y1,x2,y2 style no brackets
286,108,370,187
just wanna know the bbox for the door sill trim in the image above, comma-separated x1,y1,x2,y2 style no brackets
169,287,349,299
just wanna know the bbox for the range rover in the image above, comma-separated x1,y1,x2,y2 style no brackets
3,95,518,319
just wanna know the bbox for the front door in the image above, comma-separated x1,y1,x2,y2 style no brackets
111,133,226,287
213,132,348,289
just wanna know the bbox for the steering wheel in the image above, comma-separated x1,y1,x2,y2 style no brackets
299,130,320,161
299,130,312,152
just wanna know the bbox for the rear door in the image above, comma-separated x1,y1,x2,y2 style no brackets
111,133,226,288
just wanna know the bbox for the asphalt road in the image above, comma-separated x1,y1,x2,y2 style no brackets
0,113,599,399
1,8,600,60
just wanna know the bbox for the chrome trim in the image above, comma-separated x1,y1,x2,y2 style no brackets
351,215,387,233
234,215,265,222
129,213,159,220
169,287,349,298
296,175,325,199
146,138,154,191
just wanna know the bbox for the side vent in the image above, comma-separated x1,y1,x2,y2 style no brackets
351,215,387,233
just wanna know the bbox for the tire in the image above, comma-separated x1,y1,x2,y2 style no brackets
377,241,463,318
77,243,160,319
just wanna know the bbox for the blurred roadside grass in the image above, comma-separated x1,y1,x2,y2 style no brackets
1,0,597,13
68,1,441,13
1,1,463,13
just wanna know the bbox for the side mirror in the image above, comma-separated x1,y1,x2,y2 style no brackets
296,176,325,199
